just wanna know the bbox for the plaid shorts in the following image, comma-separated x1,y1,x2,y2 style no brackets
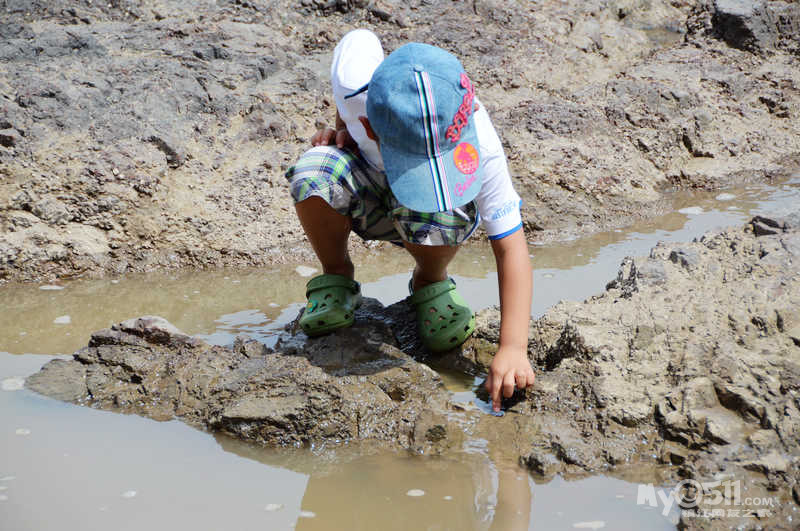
285,146,480,246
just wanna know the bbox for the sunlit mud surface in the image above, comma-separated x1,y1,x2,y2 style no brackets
1,176,798,530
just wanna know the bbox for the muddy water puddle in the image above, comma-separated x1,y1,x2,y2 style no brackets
1,357,674,531
1,176,798,530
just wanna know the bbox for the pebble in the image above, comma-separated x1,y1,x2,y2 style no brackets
573,521,605,529
678,206,704,215
121,490,137,499
53,315,71,325
299,510,316,518
264,503,284,512
15,428,31,436
268,303,279,307
295,266,318,277
39,285,64,291
443,495,453,501
406,489,425,497
1,377,25,391
715,193,736,201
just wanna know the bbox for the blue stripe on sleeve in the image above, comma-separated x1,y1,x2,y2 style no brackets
488,222,523,240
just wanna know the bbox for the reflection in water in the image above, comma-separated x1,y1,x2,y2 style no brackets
216,430,676,531
218,434,525,530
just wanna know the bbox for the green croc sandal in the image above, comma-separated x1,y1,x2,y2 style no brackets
300,274,362,337
409,277,475,352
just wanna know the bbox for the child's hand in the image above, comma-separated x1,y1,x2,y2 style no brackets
310,127,358,151
486,346,535,413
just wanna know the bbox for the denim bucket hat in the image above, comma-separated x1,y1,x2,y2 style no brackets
348,43,482,213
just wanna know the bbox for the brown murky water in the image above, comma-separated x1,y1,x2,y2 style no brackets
2,176,798,530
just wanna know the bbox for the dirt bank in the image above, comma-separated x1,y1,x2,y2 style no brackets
1,0,799,282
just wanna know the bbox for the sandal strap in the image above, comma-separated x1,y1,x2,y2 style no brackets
408,278,456,305
306,274,360,298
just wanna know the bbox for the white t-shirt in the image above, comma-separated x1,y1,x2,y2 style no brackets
331,30,522,240
331,29,385,171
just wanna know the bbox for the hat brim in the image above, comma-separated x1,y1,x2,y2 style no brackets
381,126,482,213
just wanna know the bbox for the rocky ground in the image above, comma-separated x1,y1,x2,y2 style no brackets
1,0,799,281
27,210,800,529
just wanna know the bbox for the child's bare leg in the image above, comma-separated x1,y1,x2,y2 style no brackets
295,196,354,279
403,242,460,291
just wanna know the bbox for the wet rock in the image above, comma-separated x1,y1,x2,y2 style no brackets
410,410,462,454
750,214,794,236
521,448,562,477
752,219,781,237
660,442,689,465
711,0,800,53
146,135,186,169
108,316,199,347
743,452,790,475
26,300,458,450
25,359,87,402
31,197,71,225
668,247,700,271
747,429,780,452
0,129,22,147
193,46,231,61
712,0,778,52
608,398,652,428
694,408,743,445
522,101,598,140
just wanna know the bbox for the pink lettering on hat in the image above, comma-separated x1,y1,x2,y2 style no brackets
445,74,475,144
455,174,477,197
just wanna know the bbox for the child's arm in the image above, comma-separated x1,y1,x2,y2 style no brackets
487,228,535,412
